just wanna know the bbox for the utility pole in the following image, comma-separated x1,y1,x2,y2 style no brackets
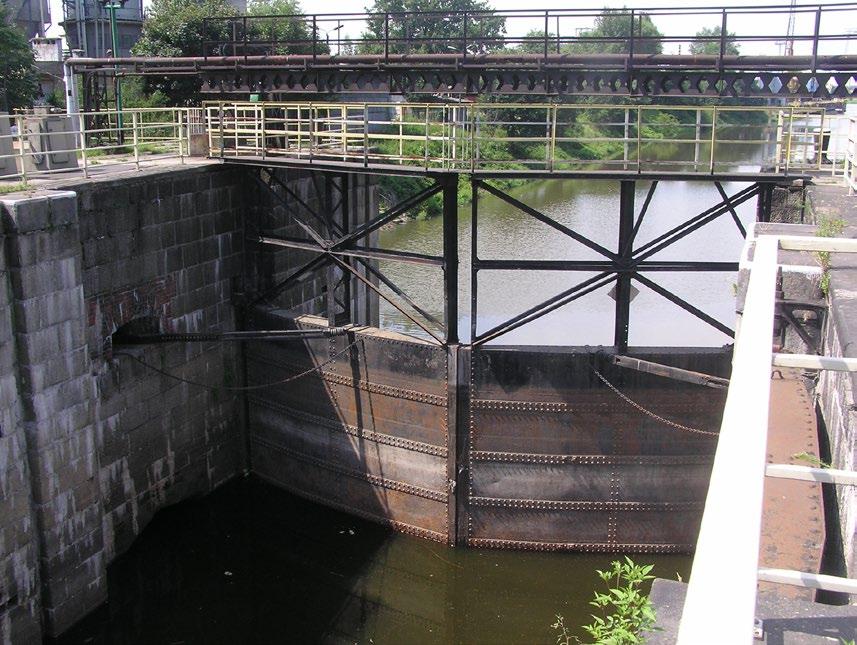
100,0,125,141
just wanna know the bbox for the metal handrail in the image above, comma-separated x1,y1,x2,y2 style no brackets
677,234,857,644
204,101,827,175
200,3,857,66
0,107,199,183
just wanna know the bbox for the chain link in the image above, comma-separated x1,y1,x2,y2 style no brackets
590,364,719,437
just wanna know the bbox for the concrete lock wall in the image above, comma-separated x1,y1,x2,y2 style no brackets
0,164,377,641
0,166,377,643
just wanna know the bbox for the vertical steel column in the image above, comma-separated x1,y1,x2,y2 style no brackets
442,173,459,345
756,183,774,223
339,173,352,325
615,180,635,352
470,179,479,343
442,172,461,544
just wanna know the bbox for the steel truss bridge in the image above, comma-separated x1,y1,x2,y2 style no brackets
228,100,823,352
69,3,857,99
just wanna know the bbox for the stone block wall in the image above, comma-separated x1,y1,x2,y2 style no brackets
0,162,378,640
75,167,245,563
0,204,42,644
0,164,248,639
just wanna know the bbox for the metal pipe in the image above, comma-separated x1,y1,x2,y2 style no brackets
113,327,351,344
613,355,729,388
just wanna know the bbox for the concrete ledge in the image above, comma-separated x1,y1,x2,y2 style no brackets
648,578,857,644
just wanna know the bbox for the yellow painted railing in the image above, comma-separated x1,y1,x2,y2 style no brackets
204,101,828,174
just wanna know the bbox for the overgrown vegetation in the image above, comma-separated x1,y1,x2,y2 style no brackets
816,215,847,296
553,557,657,645
0,182,30,195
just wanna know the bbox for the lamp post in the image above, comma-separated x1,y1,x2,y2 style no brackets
100,0,125,141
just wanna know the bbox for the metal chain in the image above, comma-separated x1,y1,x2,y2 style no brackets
114,338,361,393
590,364,719,437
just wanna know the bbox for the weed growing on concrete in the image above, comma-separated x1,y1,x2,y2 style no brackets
815,216,847,297
0,182,29,195
552,557,657,645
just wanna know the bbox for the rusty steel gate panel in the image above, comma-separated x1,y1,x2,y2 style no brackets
461,346,728,553
247,310,451,543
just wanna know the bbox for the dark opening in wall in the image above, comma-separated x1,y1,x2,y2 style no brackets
111,316,161,347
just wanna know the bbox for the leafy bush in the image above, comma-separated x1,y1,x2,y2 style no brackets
553,557,657,645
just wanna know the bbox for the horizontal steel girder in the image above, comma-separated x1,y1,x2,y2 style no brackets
70,54,857,98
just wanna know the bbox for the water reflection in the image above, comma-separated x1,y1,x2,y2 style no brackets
55,477,691,645
378,152,764,346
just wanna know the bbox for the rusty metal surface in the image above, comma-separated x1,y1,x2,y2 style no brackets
246,310,729,551
759,368,825,602
464,346,728,552
247,312,450,542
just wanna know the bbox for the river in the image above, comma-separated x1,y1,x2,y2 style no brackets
378,153,763,346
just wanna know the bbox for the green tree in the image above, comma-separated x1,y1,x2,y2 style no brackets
361,0,505,55
246,0,320,55
132,0,239,105
690,26,740,56
0,2,39,112
569,8,663,55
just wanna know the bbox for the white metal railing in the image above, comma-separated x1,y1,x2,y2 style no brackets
677,234,857,645
845,115,857,195
0,107,201,183
204,101,828,174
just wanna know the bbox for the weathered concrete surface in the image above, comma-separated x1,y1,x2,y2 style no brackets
0,164,252,638
0,202,43,643
647,578,857,644
807,180,857,582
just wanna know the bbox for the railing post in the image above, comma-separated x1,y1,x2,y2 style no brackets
441,173,459,345
261,105,267,160
811,5,822,76
177,108,185,163
384,13,390,60
719,9,728,79
694,108,702,169
77,113,88,178
218,101,225,159
627,9,635,74
549,104,557,172
818,109,825,170
312,15,317,62
424,105,430,169
709,106,718,173
462,11,468,57
242,15,248,62
785,106,795,174
624,107,630,170
132,111,139,170
636,106,642,170
16,115,27,184
543,10,549,60
363,104,369,167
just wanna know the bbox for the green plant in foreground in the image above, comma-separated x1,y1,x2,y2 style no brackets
552,557,657,645
792,451,831,468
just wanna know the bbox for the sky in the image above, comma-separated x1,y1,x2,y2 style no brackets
45,0,857,57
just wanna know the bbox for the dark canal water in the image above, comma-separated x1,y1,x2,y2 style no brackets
56,477,691,645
